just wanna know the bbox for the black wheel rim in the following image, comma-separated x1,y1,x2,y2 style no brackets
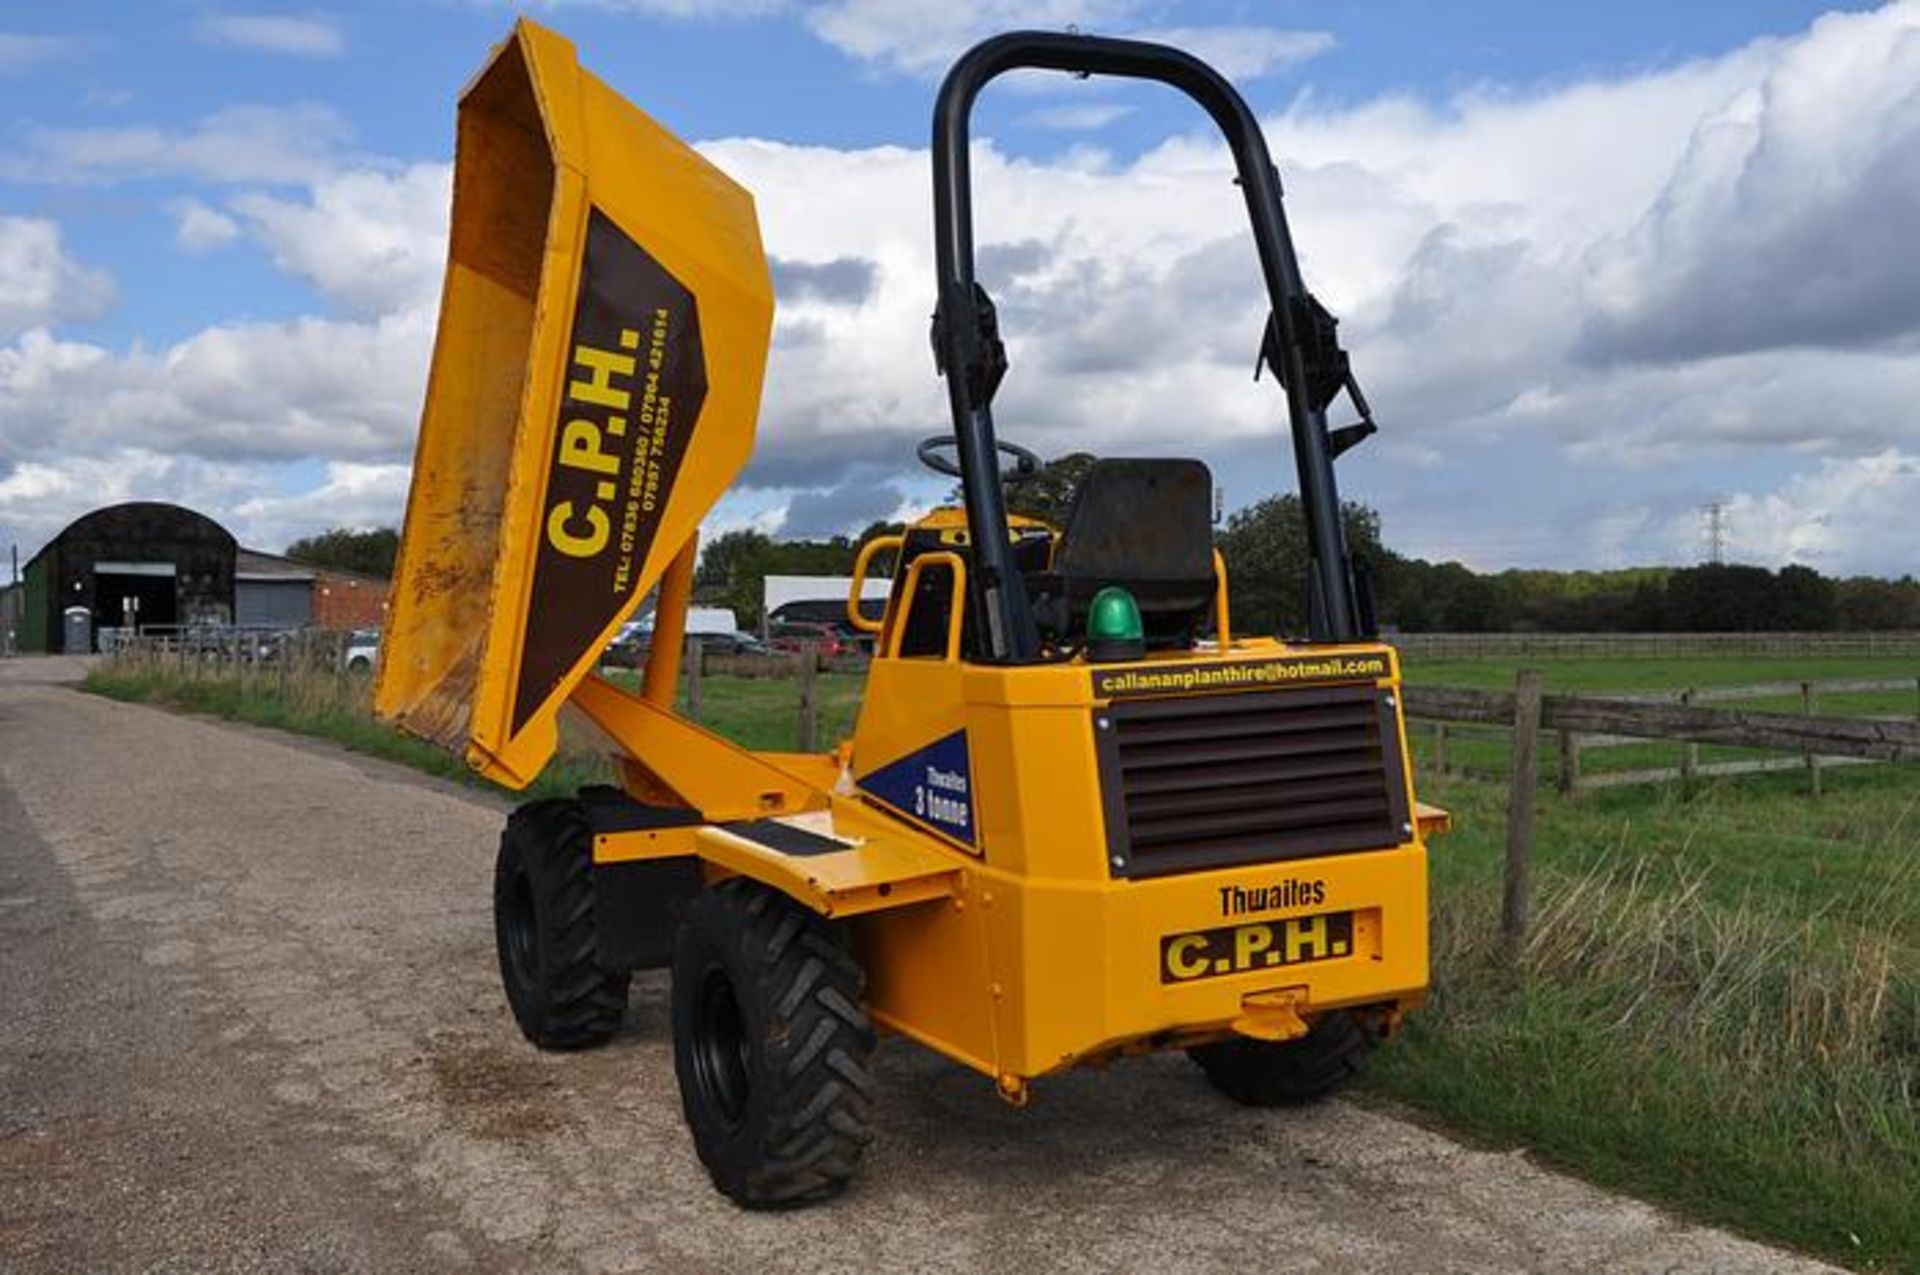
504,869,538,987
692,967,751,1129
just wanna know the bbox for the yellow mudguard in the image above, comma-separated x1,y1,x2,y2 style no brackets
375,19,774,788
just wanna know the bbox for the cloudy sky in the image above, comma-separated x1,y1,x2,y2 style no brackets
2,0,1918,576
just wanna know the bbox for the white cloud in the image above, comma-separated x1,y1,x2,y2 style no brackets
693,0,1920,572
0,153,447,553
1019,102,1134,131
230,163,451,314
805,0,1136,77
526,0,789,15
532,1,1335,83
1657,450,1920,575
799,1,1327,82
0,218,113,339
0,450,267,555
693,16,1781,487
2,103,355,186
0,310,433,472
196,13,346,58
8,3,1920,573
698,133,1282,486
1578,9,1920,364
230,461,413,543
801,2,1332,83
1129,26,1334,81
0,33,78,74
0,450,414,556
170,199,241,252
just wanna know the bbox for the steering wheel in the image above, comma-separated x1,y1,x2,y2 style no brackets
916,435,1042,482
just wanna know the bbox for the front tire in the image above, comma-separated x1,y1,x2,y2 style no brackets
1188,1010,1374,1107
494,800,630,1050
671,878,876,1208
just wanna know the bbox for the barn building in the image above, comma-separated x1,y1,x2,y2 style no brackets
2,502,390,653
9,503,236,653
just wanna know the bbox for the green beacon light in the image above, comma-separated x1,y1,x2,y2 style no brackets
1086,585,1145,662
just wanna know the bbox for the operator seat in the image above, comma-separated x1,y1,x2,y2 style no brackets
1027,458,1217,650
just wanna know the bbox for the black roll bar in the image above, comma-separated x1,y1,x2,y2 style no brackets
929,30,1363,660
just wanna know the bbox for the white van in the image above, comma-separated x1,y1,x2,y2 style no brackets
622,607,737,641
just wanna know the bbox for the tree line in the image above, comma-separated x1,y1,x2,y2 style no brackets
1212,492,1917,635
285,453,1920,634
285,527,401,579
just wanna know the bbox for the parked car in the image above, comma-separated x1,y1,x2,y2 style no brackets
602,627,769,667
344,629,381,672
704,631,772,657
601,627,650,668
765,600,881,655
768,621,844,657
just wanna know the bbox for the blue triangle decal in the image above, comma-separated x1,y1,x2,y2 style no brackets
857,730,976,846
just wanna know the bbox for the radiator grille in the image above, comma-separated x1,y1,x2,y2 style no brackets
1094,684,1410,879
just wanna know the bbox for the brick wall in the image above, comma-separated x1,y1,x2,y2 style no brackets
312,569,389,630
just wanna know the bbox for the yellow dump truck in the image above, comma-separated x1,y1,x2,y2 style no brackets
377,19,1444,1208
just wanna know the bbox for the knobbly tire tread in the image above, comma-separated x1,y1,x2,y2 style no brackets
495,798,630,1050
1188,1010,1374,1106
673,878,876,1209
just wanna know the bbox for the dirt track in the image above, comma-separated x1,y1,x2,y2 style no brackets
0,656,1842,1274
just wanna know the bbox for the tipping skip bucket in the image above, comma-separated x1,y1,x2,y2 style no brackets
374,19,774,788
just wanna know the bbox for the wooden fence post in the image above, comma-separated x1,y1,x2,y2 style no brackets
1803,680,1822,797
795,650,818,751
1680,688,1699,786
684,635,703,723
1557,729,1581,797
1502,669,1544,955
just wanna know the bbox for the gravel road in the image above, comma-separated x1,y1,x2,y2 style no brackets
0,656,1842,1274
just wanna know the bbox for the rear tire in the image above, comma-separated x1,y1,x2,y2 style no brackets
671,878,876,1208
1188,1010,1374,1106
494,799,629,1050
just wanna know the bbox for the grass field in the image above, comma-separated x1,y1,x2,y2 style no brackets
1374,764,1918,1271
1384,652,1920,1270
595,667,866,752
82,649,1920,1270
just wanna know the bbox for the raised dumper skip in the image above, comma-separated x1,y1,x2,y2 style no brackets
376,18,1447,1209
